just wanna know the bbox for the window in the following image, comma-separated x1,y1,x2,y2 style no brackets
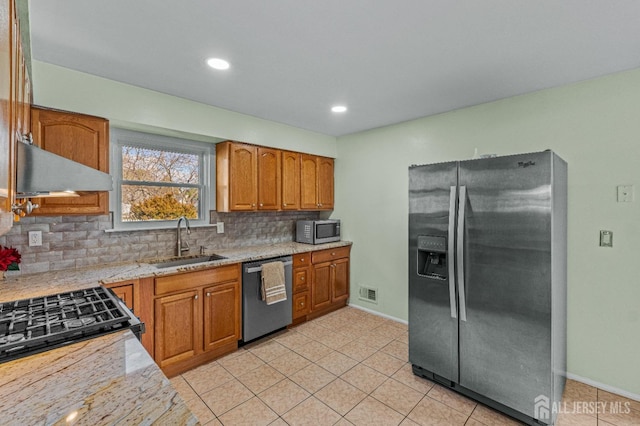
110,128,215,230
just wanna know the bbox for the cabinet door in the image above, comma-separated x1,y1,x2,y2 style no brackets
281,151,300,210
106,284,134,311
300,154,319,210
30,107,109,215
311,262,332,311
257,147,280,210
203,281,241,351
229,143,258,211
332,258,349,304
317,157,334,210
0,0,14,216
154,289,200,368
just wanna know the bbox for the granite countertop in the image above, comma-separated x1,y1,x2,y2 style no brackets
0,330,197,425
0,240,352,424
0,240,352,302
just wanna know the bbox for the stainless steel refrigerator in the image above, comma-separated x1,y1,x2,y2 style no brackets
408,150,567,425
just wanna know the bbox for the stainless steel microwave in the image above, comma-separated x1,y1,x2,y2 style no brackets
296,220,341,244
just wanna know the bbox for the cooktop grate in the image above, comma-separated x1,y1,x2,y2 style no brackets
0,287,135,362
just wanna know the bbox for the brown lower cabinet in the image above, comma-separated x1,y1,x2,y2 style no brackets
103,278,154,357
291,253,311,325
103,281,135,311
152,263,241,377
106,247,350,376
292,246,351,324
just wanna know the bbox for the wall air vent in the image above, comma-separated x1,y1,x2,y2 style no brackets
358,286,378,303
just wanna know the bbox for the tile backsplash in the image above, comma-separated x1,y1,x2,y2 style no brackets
0,211,319,276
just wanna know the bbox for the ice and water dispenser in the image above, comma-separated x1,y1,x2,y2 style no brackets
417,235,447,280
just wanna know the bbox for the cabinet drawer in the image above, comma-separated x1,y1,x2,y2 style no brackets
293,268,309,293
311,246,351,264
292,291,310,319
155,264,240,296
293,253,310,267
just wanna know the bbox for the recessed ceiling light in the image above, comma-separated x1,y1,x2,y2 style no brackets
331,105,347,113
206,58,230,70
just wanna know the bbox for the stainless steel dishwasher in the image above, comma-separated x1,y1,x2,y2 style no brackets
242,255,293,342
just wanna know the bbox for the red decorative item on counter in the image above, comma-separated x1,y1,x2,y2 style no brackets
0,245,21,271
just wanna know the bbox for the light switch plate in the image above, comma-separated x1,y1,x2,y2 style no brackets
216,222,224,234
617,185,633,202
599,230,613,247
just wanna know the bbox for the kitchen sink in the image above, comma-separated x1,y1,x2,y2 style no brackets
149,254,227,268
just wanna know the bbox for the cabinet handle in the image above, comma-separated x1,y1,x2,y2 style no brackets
283,203,287,207
252,203,256,207
259,203,263,207
206,292,211,297
300,276,305,281
331,252,336,256
194,294,199,300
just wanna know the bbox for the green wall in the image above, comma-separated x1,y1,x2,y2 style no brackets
334,69,640,396
32,61,336,157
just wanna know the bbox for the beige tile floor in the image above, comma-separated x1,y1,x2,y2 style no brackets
170,306,640,426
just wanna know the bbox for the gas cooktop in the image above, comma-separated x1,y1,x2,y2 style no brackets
0,286,143,363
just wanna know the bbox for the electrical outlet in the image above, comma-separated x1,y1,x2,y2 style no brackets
216,222,224,234
29,231,42,247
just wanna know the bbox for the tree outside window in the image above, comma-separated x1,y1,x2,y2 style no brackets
121,146,200,222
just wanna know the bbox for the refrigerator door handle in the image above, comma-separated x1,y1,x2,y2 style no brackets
457,185,468,322
448,186,457,319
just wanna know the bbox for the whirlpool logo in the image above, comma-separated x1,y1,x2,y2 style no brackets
534,394,551,420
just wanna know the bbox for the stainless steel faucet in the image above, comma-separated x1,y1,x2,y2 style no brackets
176,216,191,256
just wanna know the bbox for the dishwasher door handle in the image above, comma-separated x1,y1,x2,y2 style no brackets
245,260,293,274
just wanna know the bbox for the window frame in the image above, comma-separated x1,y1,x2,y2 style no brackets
109,128,215,231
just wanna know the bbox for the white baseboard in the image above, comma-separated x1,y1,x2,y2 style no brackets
347,302,408,325
566,372,640,402
346,304,639,402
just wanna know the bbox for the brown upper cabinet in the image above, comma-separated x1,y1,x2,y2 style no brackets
1,0,31,220
216,141,281,211
30,107,109,215
217,141,333,212
281,151,300,210
257,146,281,210
216,141,258,211
301,154,334,210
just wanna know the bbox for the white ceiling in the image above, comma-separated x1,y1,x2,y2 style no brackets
28,0,640,137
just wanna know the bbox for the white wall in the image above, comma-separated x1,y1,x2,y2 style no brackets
32,61,336,157
334,69,640,396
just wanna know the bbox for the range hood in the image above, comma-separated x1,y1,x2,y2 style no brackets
16,140,113,198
